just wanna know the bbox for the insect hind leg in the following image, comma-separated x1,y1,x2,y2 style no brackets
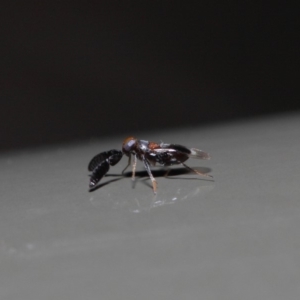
181,163,213,179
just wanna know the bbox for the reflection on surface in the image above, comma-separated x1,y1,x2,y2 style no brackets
129,184,214,213
89,167,214,212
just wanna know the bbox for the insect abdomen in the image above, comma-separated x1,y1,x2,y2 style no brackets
89,161,109,187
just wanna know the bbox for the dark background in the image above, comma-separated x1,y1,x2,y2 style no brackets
1,1,298,152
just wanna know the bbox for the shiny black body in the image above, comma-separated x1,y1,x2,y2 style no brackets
88,137,212,193
146,144,191,166
88,150,123,187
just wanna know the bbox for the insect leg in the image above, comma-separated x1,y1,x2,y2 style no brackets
122,155,131,174
182,163,213,178
142,157,157,194
164,169,171,177
131,154,137,182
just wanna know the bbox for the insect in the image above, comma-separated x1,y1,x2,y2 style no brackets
88,136,212,194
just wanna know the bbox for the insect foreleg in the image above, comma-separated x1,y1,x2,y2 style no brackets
131,155,137,182
121,155,131,174
142,157,157,194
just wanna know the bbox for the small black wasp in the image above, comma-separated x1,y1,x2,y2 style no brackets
88,137,212,194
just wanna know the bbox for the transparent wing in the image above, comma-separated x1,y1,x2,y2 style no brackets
189,148,210,160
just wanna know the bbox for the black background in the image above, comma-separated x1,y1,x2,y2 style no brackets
1,1,298,151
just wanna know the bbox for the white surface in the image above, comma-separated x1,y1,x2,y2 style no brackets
1,113,300,299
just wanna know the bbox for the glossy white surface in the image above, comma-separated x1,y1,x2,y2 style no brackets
1,113,300,299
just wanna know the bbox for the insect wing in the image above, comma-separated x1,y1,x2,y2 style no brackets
151,145,187,166
158,143,189,153
159,143,210,160
189,148,210,160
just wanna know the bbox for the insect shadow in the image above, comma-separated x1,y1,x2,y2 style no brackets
89,166,212,192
